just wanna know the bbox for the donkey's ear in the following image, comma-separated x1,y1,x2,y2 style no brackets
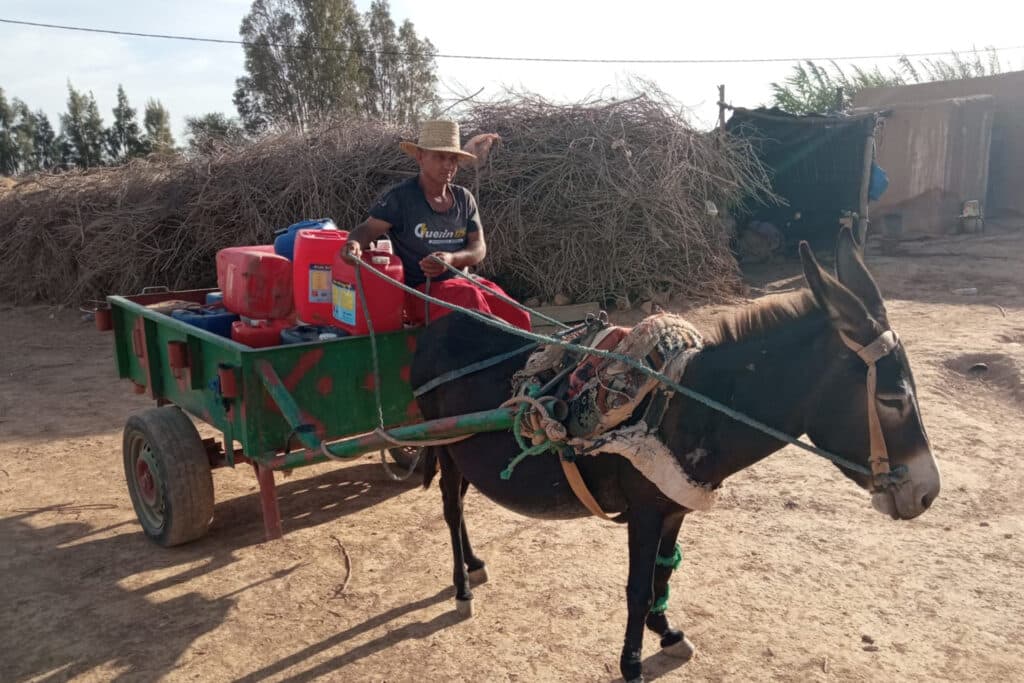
834,226,887,323
800,241,836,314
800,241,879,342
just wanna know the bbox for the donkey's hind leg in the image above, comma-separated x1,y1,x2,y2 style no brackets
438,448,474,617
620,505,664,683
645,511,695,661
459,478,489,585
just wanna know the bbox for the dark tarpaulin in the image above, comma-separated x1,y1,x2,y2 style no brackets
726,107,877,248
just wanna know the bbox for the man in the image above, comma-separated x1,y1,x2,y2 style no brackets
343,120,531,331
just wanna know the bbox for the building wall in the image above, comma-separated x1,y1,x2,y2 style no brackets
868,96,994,236
856,70,1024,218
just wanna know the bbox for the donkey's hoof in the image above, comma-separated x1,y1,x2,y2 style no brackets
455,598,474,618
661,631,695,661
468,566,489,585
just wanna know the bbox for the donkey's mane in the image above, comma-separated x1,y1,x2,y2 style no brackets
707,289,820,346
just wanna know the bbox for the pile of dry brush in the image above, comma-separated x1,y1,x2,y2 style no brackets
0,92,772,307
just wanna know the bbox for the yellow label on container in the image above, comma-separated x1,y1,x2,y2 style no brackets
332,280,356,325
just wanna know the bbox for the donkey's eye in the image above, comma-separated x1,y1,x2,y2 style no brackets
877,394,909,413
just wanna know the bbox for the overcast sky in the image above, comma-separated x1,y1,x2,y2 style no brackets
2,0,1023,142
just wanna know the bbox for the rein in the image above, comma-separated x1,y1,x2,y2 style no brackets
358,260,906,494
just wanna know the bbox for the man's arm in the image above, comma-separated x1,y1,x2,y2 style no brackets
452,229,486,268
421,228,486,277
344,217,392,261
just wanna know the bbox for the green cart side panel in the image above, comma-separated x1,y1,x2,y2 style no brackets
107,291,421,464
238,330,421,459
108,293,246,435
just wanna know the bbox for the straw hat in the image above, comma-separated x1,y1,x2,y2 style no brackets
399,120,476,160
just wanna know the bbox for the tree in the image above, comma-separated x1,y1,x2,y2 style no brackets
905,48,1003,83
393,18,439,124
233,0,438,131
142,99,176,154
29,110,61,171
361,0,398,121
770,48,1004,115
362,1,438,124
60,82,106,168
769,61,903,115
7,100,59,173
0,87,18,175
234,0,367,132
9,100,37,171
107,84,144,163
185,112,247,153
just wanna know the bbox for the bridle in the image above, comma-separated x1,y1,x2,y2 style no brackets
837,328,908,493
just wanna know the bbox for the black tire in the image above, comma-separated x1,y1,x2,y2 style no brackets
123,407,214,547
387,446,424,471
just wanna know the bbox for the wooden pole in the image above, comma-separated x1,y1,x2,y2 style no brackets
856,120,876,247
717,84,727,131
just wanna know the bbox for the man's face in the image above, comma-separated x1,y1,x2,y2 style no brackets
416,149,460,185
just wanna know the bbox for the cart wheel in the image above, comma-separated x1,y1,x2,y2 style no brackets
387,446,423,471
123,407,214,547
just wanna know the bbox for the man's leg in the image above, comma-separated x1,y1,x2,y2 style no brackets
414,279,490,324
409,278,531,331
473,277,532,331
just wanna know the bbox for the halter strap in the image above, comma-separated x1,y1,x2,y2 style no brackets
837,329,900,489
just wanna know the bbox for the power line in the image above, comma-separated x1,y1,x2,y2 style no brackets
2,17,1023,65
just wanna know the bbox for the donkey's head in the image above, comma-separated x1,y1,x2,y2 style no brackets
799,228,940,519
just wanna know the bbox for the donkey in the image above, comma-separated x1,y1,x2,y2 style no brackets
410,229,941,682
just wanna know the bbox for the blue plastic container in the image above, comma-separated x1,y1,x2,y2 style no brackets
273,218,338,260
280,324,350,345
205,291,224,306
171,305,239,338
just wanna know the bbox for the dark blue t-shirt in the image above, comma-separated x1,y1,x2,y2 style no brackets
368,176,482,287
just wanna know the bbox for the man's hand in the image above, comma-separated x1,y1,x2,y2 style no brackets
420,252,453,278
343,240,362,264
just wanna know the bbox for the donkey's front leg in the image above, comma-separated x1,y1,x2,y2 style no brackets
620,506,664,683
644,511,695,661
438,449,474,617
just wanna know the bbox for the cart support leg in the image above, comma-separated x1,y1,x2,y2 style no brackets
255,464,283,541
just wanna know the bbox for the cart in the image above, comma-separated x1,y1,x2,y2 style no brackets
100,287,523,546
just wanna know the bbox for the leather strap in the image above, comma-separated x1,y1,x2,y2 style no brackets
838,330,900,483
849,330,898,364
559,457,615,521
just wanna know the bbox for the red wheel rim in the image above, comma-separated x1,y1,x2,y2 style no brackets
135,456,157,506
129,437,165,532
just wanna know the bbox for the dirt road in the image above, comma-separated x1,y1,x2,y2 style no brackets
2,230,1022,682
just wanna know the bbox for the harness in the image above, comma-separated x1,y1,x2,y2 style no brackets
838,329,906,492
415,319,909,518
357,258,908,516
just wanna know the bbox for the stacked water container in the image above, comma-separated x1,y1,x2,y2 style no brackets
173,217,407,346
215,244,295,347
277,219,351,343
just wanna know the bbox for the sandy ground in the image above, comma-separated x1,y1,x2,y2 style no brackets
1,228,1023,682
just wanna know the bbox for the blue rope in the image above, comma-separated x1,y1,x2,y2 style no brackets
498,392,567,479
413,343,538,398
354,266,385,430
353,260,873,477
